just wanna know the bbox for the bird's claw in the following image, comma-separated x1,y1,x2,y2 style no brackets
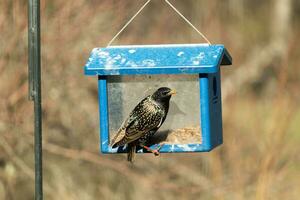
153,143,164,156
153,150,160,156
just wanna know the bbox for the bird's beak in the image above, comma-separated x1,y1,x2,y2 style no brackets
168,89,176,96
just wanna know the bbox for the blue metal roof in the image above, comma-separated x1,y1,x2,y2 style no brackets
84,44,232,75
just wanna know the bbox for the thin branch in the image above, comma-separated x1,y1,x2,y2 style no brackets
0,135,56,194
0,137,35,179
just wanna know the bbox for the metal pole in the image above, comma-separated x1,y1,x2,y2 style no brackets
28,0,43,199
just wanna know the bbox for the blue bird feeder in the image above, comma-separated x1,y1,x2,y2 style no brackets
84,44,232,154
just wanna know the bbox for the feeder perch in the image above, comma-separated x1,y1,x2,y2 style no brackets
84,44,232,153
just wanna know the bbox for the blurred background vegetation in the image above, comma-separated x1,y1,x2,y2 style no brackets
1,0,300,199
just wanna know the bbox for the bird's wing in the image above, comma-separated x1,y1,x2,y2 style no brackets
110,96,150,146
123,108,165,144
110,114,136,146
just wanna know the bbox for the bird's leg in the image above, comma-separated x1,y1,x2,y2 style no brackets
140,145,159,156
140,144,164,156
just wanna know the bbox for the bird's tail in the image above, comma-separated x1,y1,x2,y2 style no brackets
127,144,136,162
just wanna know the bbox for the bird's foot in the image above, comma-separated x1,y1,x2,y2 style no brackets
141,145,157,155
152,149,160,156
154,143,165,156
141,144,164,157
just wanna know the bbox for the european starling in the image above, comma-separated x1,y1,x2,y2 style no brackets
111,87,176,162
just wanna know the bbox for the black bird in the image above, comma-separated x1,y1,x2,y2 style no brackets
111,87,176,162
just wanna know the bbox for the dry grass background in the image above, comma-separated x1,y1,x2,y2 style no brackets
1,0,300,199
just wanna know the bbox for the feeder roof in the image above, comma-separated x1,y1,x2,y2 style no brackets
84,44,232,75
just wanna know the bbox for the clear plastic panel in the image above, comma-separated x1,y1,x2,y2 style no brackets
107,74,202,145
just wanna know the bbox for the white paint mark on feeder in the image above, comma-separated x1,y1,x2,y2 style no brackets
126,60,138,67
198,52,205,58
106,68,120,75
102,140,108,145
129,49,136,54
91,48,99,54
113,54,122,60
98,51,110,58
177,144,194,151
177,51,184,56
86,57,93,66
142,59,155,67
105,60,114,68
105,55,119,68
88,58,94,66
192,60,200,65
170,144,175,152
191,52,205,65
120,58,126,64
105,54,125,68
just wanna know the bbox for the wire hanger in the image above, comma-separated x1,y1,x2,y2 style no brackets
106,0,211,47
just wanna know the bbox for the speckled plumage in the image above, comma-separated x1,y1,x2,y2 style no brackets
111,87,175,162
